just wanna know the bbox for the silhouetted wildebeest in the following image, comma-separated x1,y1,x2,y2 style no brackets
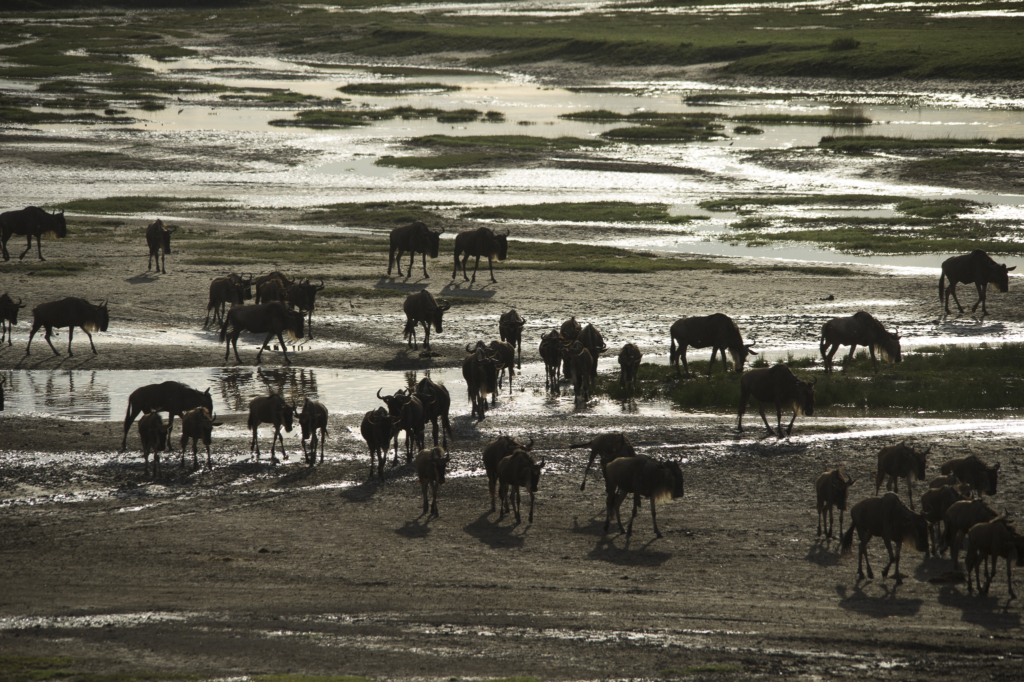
840,492,929,585
204,273,253,327
221,302,305,365
498,448,545,524
618,343,642,393
940,250,1015,315
248,393,294,463
296,397,328,466
566,341,593,405
820,311,901,374
874,441,930,510
0,292,26,346
558,316,582,377
121,381,214,450
284,278,325,339
921,483,970,556
26,297,109,357
145,218,175,274
388,220,443,278
577,323,607,377
941,454,1000,497
499,309,526,368
1,206,67,261
360,406,400,480
966,518,1024,598
473,339,515,394
179,406,222,470
415,446,451,518
929,473,958,490
377,387,425,462
254,271,294,304
0,374,5,411
539,329,563,391
737,364,815,437
402,289,451,351
670,313,756,378
415,376,452,449
462,343,503,420
482,434,534,511
603,455,685,538
452,226,509,283
571,432,637,492
944,498,1000,571
816,467,856,539
138,412,171,479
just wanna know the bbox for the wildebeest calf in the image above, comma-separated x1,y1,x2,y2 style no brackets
179,407,222,471
415,446,451,518
138,412,171,479
943,498,999,571
874,441,930,510
248,393,294,463
296,397,328,466
815,467,855,539
0,292,26,346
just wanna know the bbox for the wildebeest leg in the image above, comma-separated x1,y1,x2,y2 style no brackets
42,325,60,356
512,485,522,523
948,281,964,313
270,425,283,463
487,255,497,283
0,229,9,260
973,282,986,314
122,406,142,450
460,254,470,281
421,321,430,351
843,344,857,373
868,346,879,372
420,251,429,278
470,255,482,283
254,331,275,364
881,537,897,579
191,440,200,470
858,536,874,579
527,488,535,524
277,331,292,364
81,326,98,355
205,443,212,470
755,401,774,436
906,479,915,510
19,234,35,261
498,481,509,520
707,347,718,377
838,508,845,539
250,426,260,459
785,409,798,436
154,453,161,481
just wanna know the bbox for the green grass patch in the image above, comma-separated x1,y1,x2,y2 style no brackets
508,241,745,274
300,201,451,227
376,152,513,169
602,121,726,143
821,135,1024,153
338,82,460,95
734,125,763,135
732,112,871,125
0,260,89,277
253,676,371,682
895,198,981,219
62,196,231,214
699,195,903,212
408,135,606,151
462,201,692,224
270,106,486,128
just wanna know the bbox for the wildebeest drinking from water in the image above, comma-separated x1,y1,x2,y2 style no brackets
498,309,526,369
0,292,27,346
26,297,109,357
840,492,929,585
737,364,815,437
121,381,214,450
669,313,756,378
1,206,67,262
452,226,509,284
388,220,443,278
145,219,175,274
820,311,901,374
940,249,1015,315
402,289,451,351
220,302,305,365
603,455,685,538
816,467,856,539
874,441,930,510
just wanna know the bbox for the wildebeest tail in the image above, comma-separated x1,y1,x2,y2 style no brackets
840,523,855,557
403,318,416,340
442,414,453,439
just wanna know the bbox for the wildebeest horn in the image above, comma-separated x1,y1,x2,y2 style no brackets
101,299,108,307
377,387,385,400
525,437,534,451
503,227,510,236
539,457,545,468
15,296,25,308
465,343,475,353
316,278,325,290
438,299,451,311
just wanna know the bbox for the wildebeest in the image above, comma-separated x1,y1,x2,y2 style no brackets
452,226,509,284
254,271,294,304
415,376,452,449
966,518,1024,598
462,343,503,420
571,432,638,492
474,339,515,394
539,330,563,391
669,313,757,378
26,297,109,357
138,412,171,479
940,249,1015,315
559,316,582,377
248,393,294,463
577,323,608,377
874,441,931,510
0,292,26,346
941,454,1000,497
296,398,328,466
220,302,305,365
921,483,970,556
820,311,901,374
482,434,534,511
377,387,425,462
388,220,443,278
284,278,325,339
603,455,685,538
179,406,222,470
145,219,174,274
1,206,67,262
737,364,815,437
0,374,5,411
618,342,642,393
815,467,856,539
567,341,593,405
499,309,526,368
943,498,1000,571
498,449,545,524
840,492,929,585
204,274,253,328
360,406,400,480
415,446,451,518
121,381,214,450
402,289,451,351
929,473,959,490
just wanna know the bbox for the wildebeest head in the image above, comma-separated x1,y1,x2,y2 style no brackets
87,300,110,333
830,468,855,511
560,316,580,340
983,461,1001,496
0,293,27,325
515,450,545,493
731,342,758,373
988,259,1017,293
297,398,315,440
793,376,816,417
431,298,452,333
377,387,409,416
44,209,67,239
665,460,685,500
426,224,443,259
494,227,509,261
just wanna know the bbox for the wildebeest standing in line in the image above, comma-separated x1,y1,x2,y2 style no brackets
462,343,503,420
248,393,295,463
940,250,1015,316
567,342,594,406
296,397,328,466
941,454,1000,497
415,446,451,518
26,297,109,357
498,449,545,524
475,339,515,394
874,441,930,510
604,455,685,538
943,498,1000,571
482,434,534,512
402,289,451,351
254,271,294,304
377,388,425,462
452,226,509,284
815,467,856,539
577,323,608,377
539,330,563,391
559,316,582,378
669,313,757,378
179,406,222,470
284,278,325,339
840,492,929,585
415,377,453,450
145,219,175,274
618,342,642,393
820,311,901,374
204,273,253,328
121,381,214,450
221,302,305,365
572,432,637,492
737,364,815,437
360,406,400,480
0,292,26,346
0,206,67,262
138,412,171,479
499,309,526,368
920,483,970,556
388,220,443,278
966,518,1024,598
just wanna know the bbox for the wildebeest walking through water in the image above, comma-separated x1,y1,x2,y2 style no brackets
737,364,815,437
220,302,305,364
939,249,1015,315
820,311,901,374
26,297,109,357
1,206,67,262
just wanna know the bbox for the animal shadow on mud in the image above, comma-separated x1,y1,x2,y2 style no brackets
935,585,1022,630
463,511,526,549
396,518,432,539
806,538,841,567
126,273,160,284
442,282,496,296
835,584,924,616
377,276,428,290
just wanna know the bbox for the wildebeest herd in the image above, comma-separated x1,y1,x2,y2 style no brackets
2,210,1022,597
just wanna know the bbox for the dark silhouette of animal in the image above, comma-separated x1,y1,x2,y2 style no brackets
0,292,26,346
258,278,288,305
377,388,425,462
415,377,452,449
1,374,6,411
462,343,503,420
669,313,756,377
360,407,400,480
940,250,1015,315
388,220,443,278
121,381,214,450
498,449,545,524
577,323,608,377
820,311,901,373
499,309,526,368
966,518,1024,598
567,342,593,405
284,278,325,339
482,434,534,511
254,271,294,304
618,342,642,393
473,340,515,394
415,446,451,518
559,316,582,377
840,493,929,585
26,297,109,357
737,364,815,437
943,498,1000,570
247,393,295,463
220,302,305,365
179,406,222,470
402,289,451,351
145,219,174,274
874,441,930,510
138,412,171,479
296,398,328,466
816,467,856,539
920,483,970,556
930,473,958,490
452,226,509,283
204,274,253,327
539,330,563,391
572,432,638,492
1,206,67,261
941,454,1000,497
603,455,684,538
